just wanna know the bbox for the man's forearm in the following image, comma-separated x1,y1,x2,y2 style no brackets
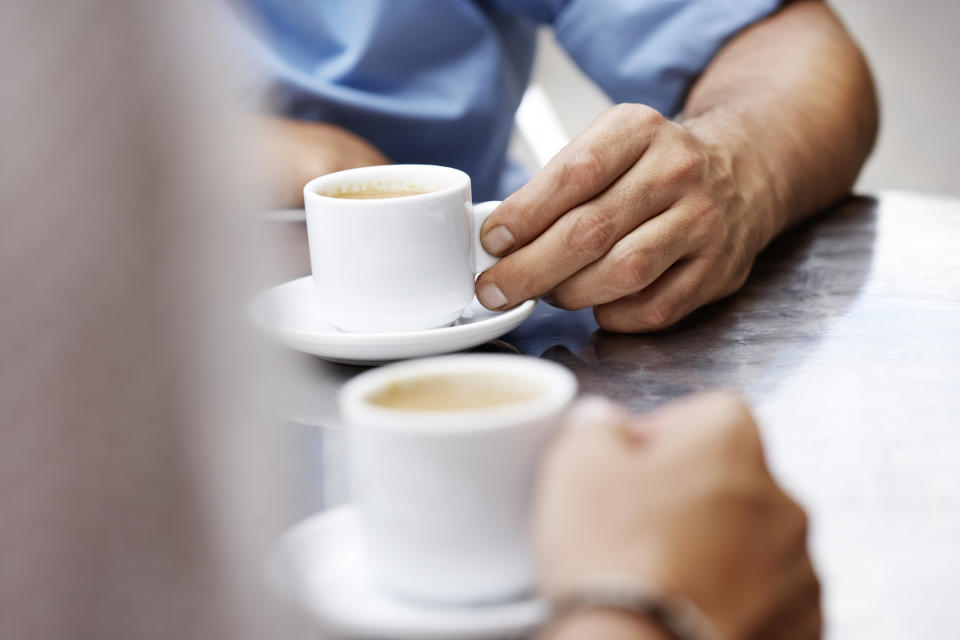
680,0,878,248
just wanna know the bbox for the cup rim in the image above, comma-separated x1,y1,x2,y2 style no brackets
304,164,471,206
340,354,577,432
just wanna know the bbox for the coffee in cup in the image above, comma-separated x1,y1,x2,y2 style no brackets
327,187,438,200
367,371,543,411
340,354,578,605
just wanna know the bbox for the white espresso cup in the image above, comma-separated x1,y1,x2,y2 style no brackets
340,354,578,605
304,165,501,333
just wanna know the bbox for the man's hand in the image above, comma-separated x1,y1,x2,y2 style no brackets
535,393,820,640
257,116,389,208
476,104,768,333
477,1,877,333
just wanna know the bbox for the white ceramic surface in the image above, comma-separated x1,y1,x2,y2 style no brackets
341,355,577,604
304,165,500,333
274,506,548,640
249,277,536,364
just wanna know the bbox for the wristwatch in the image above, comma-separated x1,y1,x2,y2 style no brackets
548,574,724,640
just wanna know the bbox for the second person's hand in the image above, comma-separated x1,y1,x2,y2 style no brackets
536,392,820,640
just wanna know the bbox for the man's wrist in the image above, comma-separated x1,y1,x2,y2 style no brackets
543,573,723,640
681,109,788,254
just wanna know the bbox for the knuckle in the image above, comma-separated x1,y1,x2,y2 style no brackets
609,248,651,293
560,148,605,191
565,210,617,259
667,146,704,182
602,102,635,122
630,103,666,127
602,103,664,129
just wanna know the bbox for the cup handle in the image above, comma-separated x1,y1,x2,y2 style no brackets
469,200,501,274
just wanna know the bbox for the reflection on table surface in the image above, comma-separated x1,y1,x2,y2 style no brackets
266,192,960,640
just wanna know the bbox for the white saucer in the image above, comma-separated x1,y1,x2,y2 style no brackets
272,506,547,640
250,277,537,364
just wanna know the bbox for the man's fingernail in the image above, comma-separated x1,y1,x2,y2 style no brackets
477,282,508,309
482,225,516,255
567,395,622,429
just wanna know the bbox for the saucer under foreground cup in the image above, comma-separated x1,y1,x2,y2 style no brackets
272,506,548,639
249,276,537,364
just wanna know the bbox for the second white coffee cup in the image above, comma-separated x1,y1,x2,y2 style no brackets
340,355,578,605
304,165,500,333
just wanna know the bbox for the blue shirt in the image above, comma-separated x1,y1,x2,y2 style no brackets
233,0,781,201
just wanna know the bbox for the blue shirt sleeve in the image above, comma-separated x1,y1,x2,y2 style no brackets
230,0,538,201
231,0,783,200
551,0,783,116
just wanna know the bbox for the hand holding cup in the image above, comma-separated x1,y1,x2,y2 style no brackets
535,392,820,640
